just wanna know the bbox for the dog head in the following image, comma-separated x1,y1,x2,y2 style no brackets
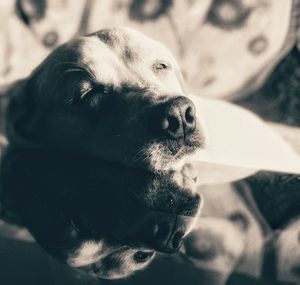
6,27,205,171
0,149,202,279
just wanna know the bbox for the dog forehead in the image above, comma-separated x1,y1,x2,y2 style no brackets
78,37,126,86
78,29,177,86
51,28,183,95
90,27,174,61
121,27,175,59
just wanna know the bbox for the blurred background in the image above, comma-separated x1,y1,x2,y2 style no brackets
0,0,297,99
0,1,300,285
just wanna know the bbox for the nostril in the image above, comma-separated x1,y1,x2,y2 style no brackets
153,222,170,240
150,97,196,140
167,115,180,135
172,231,185,249
195,193,201,205
185,106,195,124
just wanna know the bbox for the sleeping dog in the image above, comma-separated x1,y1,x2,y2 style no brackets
0,149,201,280
0,28,204,279
4,27,205,171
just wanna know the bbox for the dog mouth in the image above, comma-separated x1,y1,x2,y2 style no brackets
128,133,204,172
169,137,204,158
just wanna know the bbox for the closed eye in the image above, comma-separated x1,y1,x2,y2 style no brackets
62,62,97,82
154,61,170,71
133,251,154,263
78,84,111,108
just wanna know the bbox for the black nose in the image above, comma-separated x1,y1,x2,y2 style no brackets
150,96,197,140
154,192,201,217
149,220,185,253
139,212,198,254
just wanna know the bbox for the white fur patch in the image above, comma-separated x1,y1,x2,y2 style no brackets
68,240,104,267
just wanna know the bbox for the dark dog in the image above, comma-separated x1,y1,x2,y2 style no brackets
5,27,205,172
0,27,204,279
0,149,201,279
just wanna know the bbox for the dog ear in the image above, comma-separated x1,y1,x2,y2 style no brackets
5,78,43,148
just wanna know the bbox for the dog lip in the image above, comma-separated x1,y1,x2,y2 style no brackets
165,134,204,156
127,132,204,171
172,139,203,159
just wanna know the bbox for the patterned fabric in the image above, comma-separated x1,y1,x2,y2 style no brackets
0,0,297,98
1,1,300,284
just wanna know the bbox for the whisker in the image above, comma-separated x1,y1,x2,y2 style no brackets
125,114,140,127
112,134,133,138
129,147,148,166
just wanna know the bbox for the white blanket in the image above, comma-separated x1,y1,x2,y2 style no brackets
187,95,300,185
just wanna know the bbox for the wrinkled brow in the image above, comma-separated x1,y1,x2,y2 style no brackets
57,62,97,82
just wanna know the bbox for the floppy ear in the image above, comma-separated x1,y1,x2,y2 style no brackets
5,78,43,148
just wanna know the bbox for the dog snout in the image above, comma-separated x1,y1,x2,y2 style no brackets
149,220,185,253
149,96,197,140
178,192,201,217
137,210,199,254
161,192,201,217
